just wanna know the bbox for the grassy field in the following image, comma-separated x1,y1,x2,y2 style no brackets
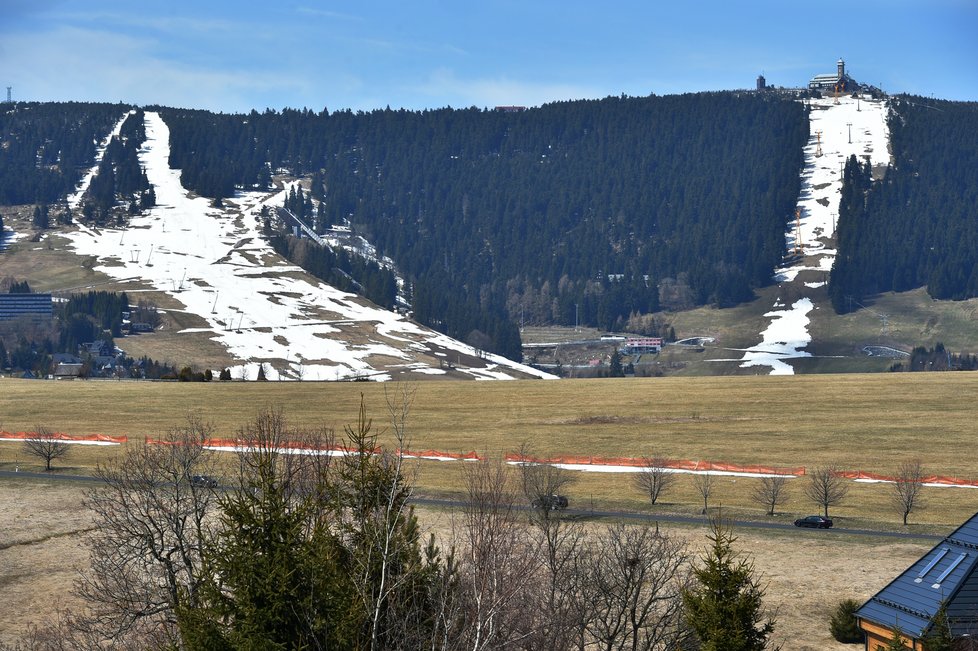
3,373,978,528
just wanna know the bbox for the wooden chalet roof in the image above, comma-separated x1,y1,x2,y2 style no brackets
857,512,978,639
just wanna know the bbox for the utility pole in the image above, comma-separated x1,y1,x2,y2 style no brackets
847,122,852,144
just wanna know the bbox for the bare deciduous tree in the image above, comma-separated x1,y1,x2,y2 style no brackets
892,459,926,525
23,426,70,471
692,473,714,515
72,414,218,647
518,450,586,651
458,457,542,651
519,445,576,517
751,475,792,516
635,456,676,506
575,523,693,651
805,466,849,518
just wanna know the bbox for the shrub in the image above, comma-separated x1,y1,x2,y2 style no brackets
830,598,863,643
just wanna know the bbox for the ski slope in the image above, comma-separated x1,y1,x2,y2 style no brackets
736,95,890,374
65,111,555,381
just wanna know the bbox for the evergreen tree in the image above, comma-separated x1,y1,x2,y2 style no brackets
922,601,952,651
177,400,449,650
182,417,361,649
32,204,49,229
829,598,863,643
609,348,624,377
879,625,910,651
682,517,777,651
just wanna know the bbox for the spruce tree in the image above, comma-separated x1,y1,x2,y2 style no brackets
880,625,910,651
609,348,624,377
682,516,777,651
922,601,952,651
830,598,863,643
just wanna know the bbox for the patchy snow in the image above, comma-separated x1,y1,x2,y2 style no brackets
510,460,800,479
854,479,978,489
0,438,121,446
737,298,814,374
64,112,556,381
733,95,890,374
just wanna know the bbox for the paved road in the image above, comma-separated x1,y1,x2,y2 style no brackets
0,469,105,483
1,471,945,542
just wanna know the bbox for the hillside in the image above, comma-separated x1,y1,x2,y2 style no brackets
156,93,808,352
830,96,978,307
2,92,978,378
0,107,551,381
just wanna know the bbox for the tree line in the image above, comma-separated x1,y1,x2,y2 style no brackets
0,102,129,205
830,95,978,311
81,109,154,224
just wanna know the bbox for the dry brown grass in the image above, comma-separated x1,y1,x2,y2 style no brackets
2,373,978,526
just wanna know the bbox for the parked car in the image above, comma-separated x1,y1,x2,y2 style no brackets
531,494,569,511
794,515,833,529
191,474,219,488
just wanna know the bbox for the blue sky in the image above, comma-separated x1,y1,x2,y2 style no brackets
2,1,976,113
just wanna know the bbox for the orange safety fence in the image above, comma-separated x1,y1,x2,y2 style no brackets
0,431,127,444
5,431,976,485
505,452,806,476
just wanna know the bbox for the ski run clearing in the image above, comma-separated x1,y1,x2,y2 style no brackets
65,112,554,382
731,95,890,374
59,98,890,379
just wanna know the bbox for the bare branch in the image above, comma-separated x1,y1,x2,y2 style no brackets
635,456,676,506
751,475,792,516
804,466,849,518
892,459,926,526
518,444,576,521
692,473,714,515
23,425,70,471
457,457,542,651
72,414,217,646
575,523,693,651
